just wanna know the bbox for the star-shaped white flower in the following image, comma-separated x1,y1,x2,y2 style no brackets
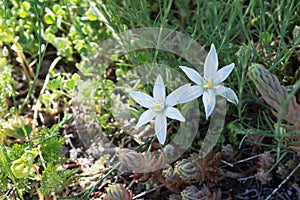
129,74,197,145
179,44,238,119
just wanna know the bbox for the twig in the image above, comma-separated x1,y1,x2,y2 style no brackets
237,175,255,182
127,179,135,189
221,159,234,167
231,150,273,165
265,162,300,200
133,185,163,199
235,188,258,199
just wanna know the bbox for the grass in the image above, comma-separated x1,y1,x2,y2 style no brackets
0,0,300,199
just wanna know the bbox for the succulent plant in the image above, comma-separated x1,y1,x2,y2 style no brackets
164,153,223,188
248,64,300,153
257,152,274,170
181,185,221,200
162,164,177,182
221,144,239,162
181,185,203,200
117,148,166,173
192,153,224,185
255,169,272,185
248,63,300,130
104,184,133,200
175,159,198,181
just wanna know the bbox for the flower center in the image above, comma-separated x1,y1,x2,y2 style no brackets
151,99,164,112
154,103,162,110
206,81,214,89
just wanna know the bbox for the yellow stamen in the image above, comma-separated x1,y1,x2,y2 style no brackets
206,81,214,89
154,104,162,110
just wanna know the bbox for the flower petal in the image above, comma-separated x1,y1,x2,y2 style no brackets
153,74,165,101
166,84,201,106
204,44,218,79
179,66,203,85
202,90,216,119
213,63,235,84
215,85,239,104
155,114,167,145
136,109,157,127
191,85,204,98
129,91,153,108
165,107,185,121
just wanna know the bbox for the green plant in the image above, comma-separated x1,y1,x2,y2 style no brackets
0,29,17,116
248,63,300,161
0,114,74,199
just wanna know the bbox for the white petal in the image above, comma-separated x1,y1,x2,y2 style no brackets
129,91,153,108
179,66,203,85
215,85,239,104
136,109,157,127
213,63,235,84
190,85,204,98
153,74,165,101
166,84,201,106
204,44,218,79
202,90,216,119
165,107,185,121
155,114,167,145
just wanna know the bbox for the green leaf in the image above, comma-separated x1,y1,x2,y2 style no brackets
42,93,52,101
47,79,60,90
115,68,124,77
0,58,8,67
16,128,25,138
54,37,67,49
52,4,61,14
87,7,98,21
79,47,88,57
21,2,31,11
24,125,32,136
65,79,75,90
44,13,56,25
18,9,27,18
136,52,148,64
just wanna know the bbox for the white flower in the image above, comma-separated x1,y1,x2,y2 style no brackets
129,74,197,145
179,44,238,119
